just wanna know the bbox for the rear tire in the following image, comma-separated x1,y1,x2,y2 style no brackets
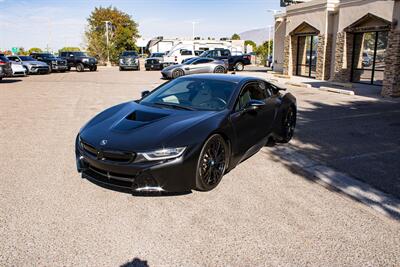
234,62,244,71
195,134,228,192
76,63,84,72
279,106,296,143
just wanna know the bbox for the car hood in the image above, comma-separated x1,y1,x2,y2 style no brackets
162,64,183,72
23,60,48,66
79,101,223,152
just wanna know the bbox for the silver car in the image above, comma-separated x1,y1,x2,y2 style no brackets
7,55,50,74
10,61,27,77
161,57,227,79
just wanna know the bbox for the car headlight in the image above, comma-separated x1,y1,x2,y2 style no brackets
52,60,57,64
119,59,124,63
137,147,186,161
82,58,89,62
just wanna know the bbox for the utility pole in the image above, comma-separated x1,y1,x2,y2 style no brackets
103,20,111,66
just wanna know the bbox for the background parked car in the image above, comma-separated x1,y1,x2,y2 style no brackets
30,52,68,73
161,57,227,79
7,55,50,74
59,51,97,72
0,54,13,81
145,52,164,71
119,51,140,71
10,60,27,77
199,49,251,71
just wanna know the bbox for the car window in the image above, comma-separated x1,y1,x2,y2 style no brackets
221,50,230,57
235,82,268,111
194,58,213,65
0,55,10,62
19,56,35,61
180,50,193,56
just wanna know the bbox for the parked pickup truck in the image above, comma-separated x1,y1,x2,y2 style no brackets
198,49,251,71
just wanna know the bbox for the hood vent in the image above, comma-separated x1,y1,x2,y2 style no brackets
126,110,169,122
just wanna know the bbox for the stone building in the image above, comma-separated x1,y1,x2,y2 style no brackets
273,0,400,97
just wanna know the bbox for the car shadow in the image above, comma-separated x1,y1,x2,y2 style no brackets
1,78,23,83
83,174,192,197
120,257,149,267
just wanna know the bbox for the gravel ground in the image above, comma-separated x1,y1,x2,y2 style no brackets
0,68,399,266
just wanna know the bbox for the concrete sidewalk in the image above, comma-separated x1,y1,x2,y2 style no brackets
243,68,400,202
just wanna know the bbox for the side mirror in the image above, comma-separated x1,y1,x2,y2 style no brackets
141,90,150,98
244,99,265,111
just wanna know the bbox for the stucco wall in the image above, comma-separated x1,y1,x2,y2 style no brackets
274,18,287,72
338,0,395,31
286,9,327,35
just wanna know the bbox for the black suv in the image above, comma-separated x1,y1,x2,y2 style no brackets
59,51,97,72
119,51,140,71
0,54,12,81
30,52,68,72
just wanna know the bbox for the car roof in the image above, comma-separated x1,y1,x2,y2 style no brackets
179,74,261,84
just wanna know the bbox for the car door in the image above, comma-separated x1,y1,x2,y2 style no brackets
186,58,213,74
230,81,279,157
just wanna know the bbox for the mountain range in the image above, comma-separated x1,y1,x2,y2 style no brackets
239,28,272,45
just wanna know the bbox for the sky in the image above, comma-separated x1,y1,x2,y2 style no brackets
0,0,282,51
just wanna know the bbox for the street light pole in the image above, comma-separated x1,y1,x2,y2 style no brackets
191,21,199,40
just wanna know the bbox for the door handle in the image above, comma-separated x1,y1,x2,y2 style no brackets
184,67,190,70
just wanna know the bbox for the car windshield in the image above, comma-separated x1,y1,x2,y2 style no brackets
122,51,138,56
151,53,163,57
199,51,208,57
19,56,35,61
140,78,237,111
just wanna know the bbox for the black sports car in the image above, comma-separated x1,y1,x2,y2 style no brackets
75,74,296,193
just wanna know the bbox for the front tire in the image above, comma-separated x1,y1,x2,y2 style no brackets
195,134,228,192
214,66,225,73
172,69,184,79
76,63,84,72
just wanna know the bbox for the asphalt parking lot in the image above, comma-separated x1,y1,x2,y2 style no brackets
1,68,399,266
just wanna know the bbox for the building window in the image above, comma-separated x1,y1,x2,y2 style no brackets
351,31,388,86
295,35,318,78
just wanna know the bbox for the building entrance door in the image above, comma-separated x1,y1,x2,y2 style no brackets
351,31,388,85
296,35,318,78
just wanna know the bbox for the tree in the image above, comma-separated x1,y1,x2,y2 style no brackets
18,47,29,55
244,40,257,52
28,47,42,54
59,47,81,52
231,33,240,40
255,40,273,65
85,6,140,64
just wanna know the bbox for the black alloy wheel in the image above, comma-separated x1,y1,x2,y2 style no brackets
280,106,296,143
195,134,228,191
214,66,225,73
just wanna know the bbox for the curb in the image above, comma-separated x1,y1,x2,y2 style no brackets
274,74,290,79
268,146,400,220
328,82,354,88
285,81,312,88
319,86,355,95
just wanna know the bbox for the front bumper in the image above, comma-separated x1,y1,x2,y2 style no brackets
52,64,68,71
75,136,199,193
29,66,49,74
120,63,139,69
145,62,162,70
